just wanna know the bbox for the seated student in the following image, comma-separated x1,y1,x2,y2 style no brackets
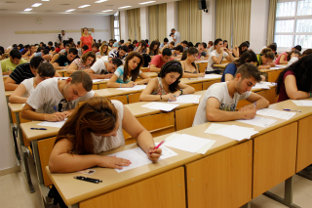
196,43,209,60
149,48,173,72
9,63,55,103
275,51,290,65
85,57,123,79
286,50,300,66
67,51,96,74
276,54,312,102
237,41,250,57
267,43,278,58
257,48,275,69
292,45,302,52
4,56,44,91
109,45,128,60
160,38,169,49
223,40,239,57
135,40,148,54
21,71,95,122
52,48,78,70
206,38,234,74
96,43,110,58
193,63,269,126
49,97,161,173
1,49,27,75
180,47,205,78
146,40,160,56
22,45,36,60
107,52,150,88
140,61,195,101
221,50,258,82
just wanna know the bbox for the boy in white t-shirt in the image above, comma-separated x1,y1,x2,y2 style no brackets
193,63,269,126
85,57,123,79
21,71,95,122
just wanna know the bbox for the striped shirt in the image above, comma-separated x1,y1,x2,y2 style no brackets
9,63,34,84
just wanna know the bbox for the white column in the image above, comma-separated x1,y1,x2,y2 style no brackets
166,2,178,36
120,10,129,41
202,0,216,43
140,7,149,40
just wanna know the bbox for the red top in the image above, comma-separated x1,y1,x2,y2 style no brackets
278,70,294,102
80,35,93,51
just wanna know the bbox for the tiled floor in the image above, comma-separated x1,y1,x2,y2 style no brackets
1,166,312,208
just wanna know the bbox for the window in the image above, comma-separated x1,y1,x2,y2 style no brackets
114,12,120,41
274,0,312,50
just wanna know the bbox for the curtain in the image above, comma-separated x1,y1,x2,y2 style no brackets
149,4,167,41
232,0,251,46
216,0,232,44
158,4,167,41
127,8,141,41
110,15,114,39
267,0,277,45
178,0,202,43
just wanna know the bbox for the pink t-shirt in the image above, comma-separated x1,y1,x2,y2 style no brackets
150,55,173,68
278,70,294,102
80,35,93,51
275,52,288,64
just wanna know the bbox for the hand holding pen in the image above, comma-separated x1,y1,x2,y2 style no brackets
148,141,164,162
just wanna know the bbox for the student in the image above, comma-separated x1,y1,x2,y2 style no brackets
48,97,161,173
96,43,110,57
22,45,36,60
275,51,289,65
52,48,78,70
9,63,55,103
85,57,123,79
286,50,300,66
150,48,173,72
21,71,95,122
180,47,205,78
206,38,234,73
221,50,258,82
67,51,96,74
257,48,275,69
276,54,312,102
171,28,180,43
109,45,128,60
238,41,250,57
135,40,148,54
1,49,27,75
160,38,169,48
4,56,44,91
107,52,150,88
140,61,195,101
146,40,160,56
196,43,209,60
193,63,269,126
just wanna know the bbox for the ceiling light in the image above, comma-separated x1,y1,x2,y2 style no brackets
118,6,131,9
32,3,42,7
24,8,32,12
41,0,49,1
139,1,156,5
95,0,107,3
78,4,91,8
102,9,113,12
65,9,75,12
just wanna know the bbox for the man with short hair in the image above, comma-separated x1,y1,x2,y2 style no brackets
85,57,123,79
109,45,128,60
52,48,78,70
171,28,181,44
4,56,44,91
193,63,269,126
197,43,209,59
1,49,27,75
149,48,173,72
21,71,95,122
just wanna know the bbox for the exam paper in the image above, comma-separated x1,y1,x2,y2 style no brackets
252,82,274,90
256,108,296,120
169,94,201,104
204,74,222,79
92,79,108,83
237,116,277,127
292,100,312,107
37,120,66,128
164,133,216,154
142,102,179,112
117,85,147,91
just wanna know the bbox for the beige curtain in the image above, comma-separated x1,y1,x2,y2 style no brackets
232,0,251,46
110,15,114,39
216,0,232,43
267,0,277,45
149,4,167,41
127,9,141,41
178,0,190,42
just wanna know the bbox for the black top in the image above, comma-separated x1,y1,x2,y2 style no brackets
55,54,73,66
9,63,34,84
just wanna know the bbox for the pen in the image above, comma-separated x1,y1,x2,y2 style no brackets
154,140,165,150
30,128,47,130
283,108,301,112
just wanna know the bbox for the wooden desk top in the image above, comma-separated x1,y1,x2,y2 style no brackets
180,76,220,85
5,91,13,97
95,87,144,97
213,63,228,68
8,103,25,113
260,65,286,72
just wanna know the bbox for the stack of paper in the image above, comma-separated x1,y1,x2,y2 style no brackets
292,100,312,106
110,145,177,173
257,108,296,120
164,133,216,154
117,85,147,91
37,120,67,128
252,82,275,90
204,123,258,141
237,116,277,127
204,74,222,79
169,94,201,104
142,102,179,112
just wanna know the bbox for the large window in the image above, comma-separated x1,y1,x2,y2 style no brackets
274,0,312,49
114,12,120,41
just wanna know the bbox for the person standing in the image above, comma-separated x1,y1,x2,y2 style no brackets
80,27,94,52
171,28,180,44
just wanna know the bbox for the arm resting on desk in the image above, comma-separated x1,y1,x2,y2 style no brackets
9,83,27,103
21,103,69,121
4,77,18,91
284,74,310,100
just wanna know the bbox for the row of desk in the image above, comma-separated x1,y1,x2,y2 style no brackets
46,99,312,208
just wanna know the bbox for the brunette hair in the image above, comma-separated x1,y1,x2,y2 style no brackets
81,51,96,66
123,52,143,82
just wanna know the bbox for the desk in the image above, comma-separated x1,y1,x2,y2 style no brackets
213,63,228,69
95,88,141,104
195,60,208,73
260,66,286,82
180,76,220,91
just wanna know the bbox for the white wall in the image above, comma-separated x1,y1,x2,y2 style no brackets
166,2,178,37
202,0,215,43
140,7,149,40
250,0,269,53
0,14,111,48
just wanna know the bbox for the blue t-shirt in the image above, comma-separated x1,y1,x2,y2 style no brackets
114,66,131,84
221,63,237,82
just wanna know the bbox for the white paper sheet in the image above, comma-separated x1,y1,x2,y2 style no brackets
117,85,147,91
169,94,201,104
92,79,108,83
205,124,258,141
164,133,216,154
292,100,312,107
237,116,277,127
37,120,66,128
142,102,179,112
256,108,296,120
252,82,274,90
110,145,177,173
204,74,222,79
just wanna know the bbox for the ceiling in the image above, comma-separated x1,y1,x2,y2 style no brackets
0,0,178,15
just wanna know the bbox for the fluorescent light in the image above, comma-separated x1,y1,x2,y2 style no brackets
118,6,131,9
139,1,156,5
102,9,113,12
95,0,107,3
41,0,49,1
32,3,42,7
65,9,76,12
78,4,91,8
24,8,32,12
